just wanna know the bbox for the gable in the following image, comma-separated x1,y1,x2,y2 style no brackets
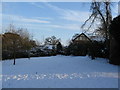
73,33,91,42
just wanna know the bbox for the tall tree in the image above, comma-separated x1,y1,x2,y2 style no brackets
2,24,36,64
2,32,22,65
82,0,112,39
81,0,112,58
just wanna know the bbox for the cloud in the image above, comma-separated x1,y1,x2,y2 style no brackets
46,24,81,31
44,2,90,22
2,14,51,24
2,13,81,32
3,22,80,31
21,18,50,23
61,10,90,22
28,24,80,31
34,17,53,20
30,2,44,8
27,2,90,30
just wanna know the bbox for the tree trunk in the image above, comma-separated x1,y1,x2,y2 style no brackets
28,50,30,60
13,50,16,65
13,42,16,65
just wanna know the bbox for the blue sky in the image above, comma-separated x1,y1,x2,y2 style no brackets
2,2,118,45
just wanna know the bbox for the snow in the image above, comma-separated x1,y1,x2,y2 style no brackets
90,36,105,41
2,55,119,88
0,62,2,89
43,45,53,50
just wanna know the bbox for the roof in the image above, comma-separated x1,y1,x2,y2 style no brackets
72,33,92,42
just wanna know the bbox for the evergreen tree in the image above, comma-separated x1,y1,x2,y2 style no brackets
56,42,63,54
109,15,120,65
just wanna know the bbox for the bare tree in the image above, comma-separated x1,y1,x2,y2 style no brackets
2,24,36,64
81,0,112,58
17,28,35,59
81,0,112,41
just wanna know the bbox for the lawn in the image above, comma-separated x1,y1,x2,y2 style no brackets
2,55,119,88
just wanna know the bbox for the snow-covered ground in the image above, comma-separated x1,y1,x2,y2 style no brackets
2,56,119,88
0,62,2,89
